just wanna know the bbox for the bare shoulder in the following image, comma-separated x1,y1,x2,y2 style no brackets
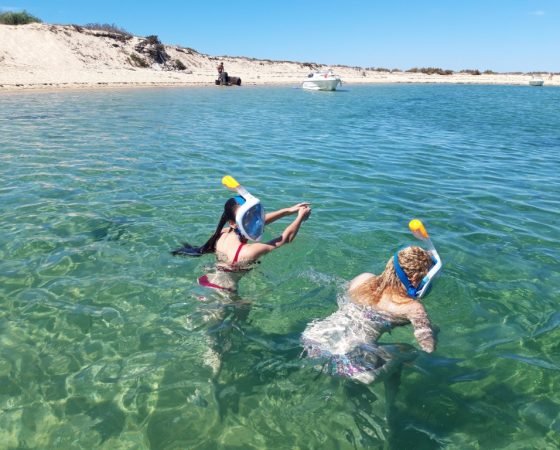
348,272,375,292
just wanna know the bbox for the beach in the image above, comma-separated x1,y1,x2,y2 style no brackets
1,23,558,91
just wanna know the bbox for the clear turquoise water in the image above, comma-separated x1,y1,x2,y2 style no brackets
1,84,559,449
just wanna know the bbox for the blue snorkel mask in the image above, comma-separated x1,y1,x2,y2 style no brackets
223,176,265,241
393,219,442,299
233,194,265,241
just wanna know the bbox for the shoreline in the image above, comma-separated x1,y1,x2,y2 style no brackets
1,23,558,93
2,71,558,92
1,77,558,93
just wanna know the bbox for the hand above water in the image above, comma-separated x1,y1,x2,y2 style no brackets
297,203,311,221
287,202,311,214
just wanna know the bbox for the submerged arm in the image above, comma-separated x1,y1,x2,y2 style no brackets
407,303,436,353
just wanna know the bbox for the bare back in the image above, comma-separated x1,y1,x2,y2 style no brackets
347,273,436,353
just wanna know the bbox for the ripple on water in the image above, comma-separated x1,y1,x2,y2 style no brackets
1,85,560,448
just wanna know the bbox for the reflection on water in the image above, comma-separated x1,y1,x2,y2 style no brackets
1,85,560,448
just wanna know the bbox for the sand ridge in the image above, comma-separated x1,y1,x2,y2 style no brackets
1,23,557,91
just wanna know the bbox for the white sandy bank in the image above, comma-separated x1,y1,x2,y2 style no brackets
0,23,557,91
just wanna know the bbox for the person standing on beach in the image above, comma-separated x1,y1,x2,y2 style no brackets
217,62,228,85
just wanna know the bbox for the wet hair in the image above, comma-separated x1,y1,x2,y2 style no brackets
352,246,434,303
171,198,238,257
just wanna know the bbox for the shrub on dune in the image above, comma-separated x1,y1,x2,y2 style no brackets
0,10,42,25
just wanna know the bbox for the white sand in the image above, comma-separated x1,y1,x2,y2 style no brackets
1,23,557,91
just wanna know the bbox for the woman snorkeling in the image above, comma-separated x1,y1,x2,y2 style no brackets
301,219,442,384
172,175,311,292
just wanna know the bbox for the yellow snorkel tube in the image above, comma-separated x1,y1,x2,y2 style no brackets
406,219,442,298
222,175,249,198
409,219,434,248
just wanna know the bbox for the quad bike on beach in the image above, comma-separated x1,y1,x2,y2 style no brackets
215,73,242,86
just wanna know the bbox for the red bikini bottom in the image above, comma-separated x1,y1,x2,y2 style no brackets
198,275,234,292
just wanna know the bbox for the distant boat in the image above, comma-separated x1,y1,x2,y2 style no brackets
529,77,544,86
302,70,342,91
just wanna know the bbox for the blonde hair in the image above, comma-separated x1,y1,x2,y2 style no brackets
352,246,434,304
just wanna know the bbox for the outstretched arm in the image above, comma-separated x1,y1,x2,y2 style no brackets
265,202,310,225
244,204,311,260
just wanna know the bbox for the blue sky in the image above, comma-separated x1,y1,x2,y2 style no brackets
2,1,558,72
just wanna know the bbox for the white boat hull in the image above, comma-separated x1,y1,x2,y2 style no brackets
529,79,544,86
302,78,341,91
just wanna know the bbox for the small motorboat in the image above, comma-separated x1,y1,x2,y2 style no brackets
302,70,341,91
529,77,544,86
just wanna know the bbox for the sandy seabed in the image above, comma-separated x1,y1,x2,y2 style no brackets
1,23,557,92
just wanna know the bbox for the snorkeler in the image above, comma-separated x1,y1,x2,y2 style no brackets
172,175,311,292
301,219,442,384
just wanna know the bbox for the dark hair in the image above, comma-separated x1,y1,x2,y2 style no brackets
171,198,238,257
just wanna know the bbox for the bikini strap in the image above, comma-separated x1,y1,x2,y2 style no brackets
233,243,245,264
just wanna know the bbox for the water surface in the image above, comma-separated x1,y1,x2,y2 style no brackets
1,84,559,449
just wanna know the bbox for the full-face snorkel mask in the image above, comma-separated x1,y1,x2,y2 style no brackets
222,175,265,241
393,219,442,299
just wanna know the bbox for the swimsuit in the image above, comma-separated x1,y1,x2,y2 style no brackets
215,243,246,273
197,275,234,292
301,302,411,384
198,243,245,292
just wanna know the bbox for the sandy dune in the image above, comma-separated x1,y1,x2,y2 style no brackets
0,23,557,91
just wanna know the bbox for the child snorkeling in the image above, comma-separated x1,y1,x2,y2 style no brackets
301,219,442,384
172,175,311,292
